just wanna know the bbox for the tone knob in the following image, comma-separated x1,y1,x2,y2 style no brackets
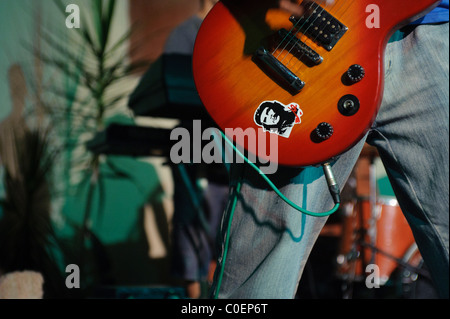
346,64,365,83
315,122,334,141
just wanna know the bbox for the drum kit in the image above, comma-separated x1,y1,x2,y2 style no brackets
332,144,435,298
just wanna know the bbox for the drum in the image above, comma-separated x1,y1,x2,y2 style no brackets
336,197,418,285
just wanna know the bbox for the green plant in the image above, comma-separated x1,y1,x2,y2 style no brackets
0,124,67,298
29,0,149,293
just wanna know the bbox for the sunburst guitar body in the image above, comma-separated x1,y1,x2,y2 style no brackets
193,0,439,167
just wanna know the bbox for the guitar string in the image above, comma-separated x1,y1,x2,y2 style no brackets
283,1,341,66
275,1,351,75
273,1,321,57
277,1,329,63
286,1,352,74
272,1,323,55
282,0,348,68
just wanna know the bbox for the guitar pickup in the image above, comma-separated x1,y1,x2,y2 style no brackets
276,28,323,66
290,1,348,51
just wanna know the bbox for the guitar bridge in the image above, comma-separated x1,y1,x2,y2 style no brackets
252,46,305,95
290,1,348,51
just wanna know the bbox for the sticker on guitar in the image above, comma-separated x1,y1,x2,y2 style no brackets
254,100,303,138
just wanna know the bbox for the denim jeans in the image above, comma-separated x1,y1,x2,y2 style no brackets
212,22,449,299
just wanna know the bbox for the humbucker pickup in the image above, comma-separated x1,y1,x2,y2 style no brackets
290,1,348,51
277,28,323,66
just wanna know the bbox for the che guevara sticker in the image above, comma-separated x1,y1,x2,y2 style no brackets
254,100,303,138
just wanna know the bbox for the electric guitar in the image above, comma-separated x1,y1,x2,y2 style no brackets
193,0,439,167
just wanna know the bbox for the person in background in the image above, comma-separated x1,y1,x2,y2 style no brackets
163,0,228,299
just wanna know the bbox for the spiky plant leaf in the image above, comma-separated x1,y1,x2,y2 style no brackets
0,126,66,298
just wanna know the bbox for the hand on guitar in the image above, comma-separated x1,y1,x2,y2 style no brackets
278,0,335,16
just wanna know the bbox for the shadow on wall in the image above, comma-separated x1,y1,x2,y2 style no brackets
105,192,172,286
0,64,67,298
59,151,176,295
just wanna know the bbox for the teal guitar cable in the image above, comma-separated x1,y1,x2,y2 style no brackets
213,131,341,299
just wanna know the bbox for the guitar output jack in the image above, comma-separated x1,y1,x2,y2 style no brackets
338,94,360,116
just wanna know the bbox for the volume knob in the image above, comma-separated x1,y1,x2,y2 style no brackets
315,122,334,141
346,64,365,83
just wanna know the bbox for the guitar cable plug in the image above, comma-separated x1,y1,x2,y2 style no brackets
322,162,341,205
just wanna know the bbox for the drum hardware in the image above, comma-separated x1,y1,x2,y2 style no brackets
335,145,428,298
359,241,429,280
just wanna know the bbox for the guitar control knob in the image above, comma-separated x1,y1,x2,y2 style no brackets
315,122,334,141
346,64,365,83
